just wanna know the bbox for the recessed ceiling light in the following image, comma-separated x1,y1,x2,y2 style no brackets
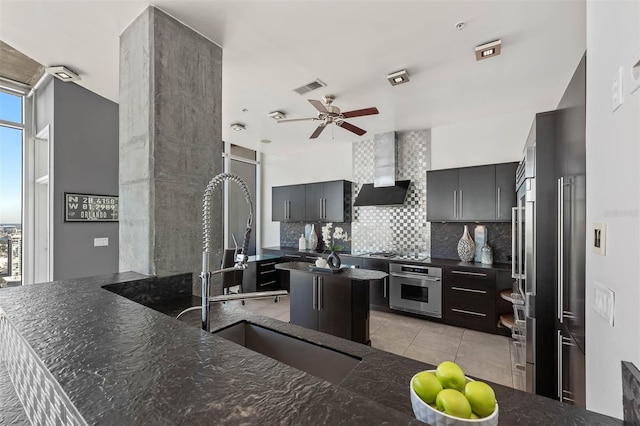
268,111,286,120
387,69,410,86
260,139,272,144
45,65,81,82
455,21,466,30
475,40,502,61
230,123,246,131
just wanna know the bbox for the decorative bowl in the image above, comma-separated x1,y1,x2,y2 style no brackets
410,371,499,426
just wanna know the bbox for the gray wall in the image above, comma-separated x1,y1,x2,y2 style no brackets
37,78,119,280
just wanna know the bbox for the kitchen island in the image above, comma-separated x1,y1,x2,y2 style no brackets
0,272,622,425
276,261,388,344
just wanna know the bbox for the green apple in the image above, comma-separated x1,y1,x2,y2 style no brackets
464,381,496,418
435,361,466,392
435,388,472,419
470,412,480,419
412,371,443,404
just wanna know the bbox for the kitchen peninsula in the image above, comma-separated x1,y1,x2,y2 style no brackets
0,273,622,425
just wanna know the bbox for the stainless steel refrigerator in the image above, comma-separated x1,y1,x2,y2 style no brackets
513,111,559,400
513,54,586,405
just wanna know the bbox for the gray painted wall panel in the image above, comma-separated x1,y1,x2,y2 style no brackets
41,79,119,280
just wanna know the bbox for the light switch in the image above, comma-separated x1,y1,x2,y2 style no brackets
94,237,109,247
593,283,615,326
592,222,606,255
612,66,624,112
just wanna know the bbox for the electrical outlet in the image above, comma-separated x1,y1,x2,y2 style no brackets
94,237,109,247
593,283,615,326
612,66,624,112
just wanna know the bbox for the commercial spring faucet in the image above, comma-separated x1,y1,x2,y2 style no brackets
176,173,286,331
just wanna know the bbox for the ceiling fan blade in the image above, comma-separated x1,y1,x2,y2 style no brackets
308,99,328,113
342,107,379,118
310,123,327,139
277,117,318,123
337,121,367,136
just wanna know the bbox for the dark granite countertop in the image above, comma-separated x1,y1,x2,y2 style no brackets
0,272,622,425
276,261,388,281
263,246,511,271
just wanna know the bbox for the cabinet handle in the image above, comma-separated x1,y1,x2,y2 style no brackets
261,262,276,267
453,190,458,219
312,276,318,310
319,276,323,310
497,187,501,218
383,278,387,298
322,198,326,219
259,280,277,287
259,270,276,275
450,270,487,277
451,308,486,317
459,190,463,218
451,286,487,294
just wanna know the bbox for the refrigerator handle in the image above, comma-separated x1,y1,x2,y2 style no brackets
512,207,518,279
557,329,563,401
557,177,564,323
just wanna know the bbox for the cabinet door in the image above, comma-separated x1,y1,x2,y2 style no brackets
289,272,318,330
318,275,352,340
287,185,306,221
495,163,518,221
272,186,288,221
458,166,496,221
427,169,459,221
305,183,324,222
323,180,346,222
362,258,390,307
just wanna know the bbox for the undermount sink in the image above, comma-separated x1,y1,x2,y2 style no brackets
213,321,361,385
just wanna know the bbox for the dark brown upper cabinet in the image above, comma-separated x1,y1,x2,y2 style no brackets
427,162,518,222
273,180,352,222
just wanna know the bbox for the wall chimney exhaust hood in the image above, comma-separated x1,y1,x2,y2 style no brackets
353,132,411,206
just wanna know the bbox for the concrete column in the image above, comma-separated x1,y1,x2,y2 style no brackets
119,7,223,294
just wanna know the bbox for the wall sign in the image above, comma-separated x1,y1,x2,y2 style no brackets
65,193,118,222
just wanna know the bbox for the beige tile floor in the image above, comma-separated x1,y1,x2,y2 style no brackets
228,294,524,390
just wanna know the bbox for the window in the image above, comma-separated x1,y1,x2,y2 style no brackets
0,86,25,287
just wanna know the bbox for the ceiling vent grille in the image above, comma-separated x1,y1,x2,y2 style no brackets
293,79,326,95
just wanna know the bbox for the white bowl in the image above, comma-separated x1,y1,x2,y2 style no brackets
410,371,499,426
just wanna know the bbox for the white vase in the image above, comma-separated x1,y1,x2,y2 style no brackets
309,224,318,251
457,225,475,262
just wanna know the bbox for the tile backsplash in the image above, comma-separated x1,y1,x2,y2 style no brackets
280,222,352,252
430,222,512,263
351,129,431,255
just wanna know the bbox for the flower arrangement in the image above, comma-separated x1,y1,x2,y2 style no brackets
321,222,350,252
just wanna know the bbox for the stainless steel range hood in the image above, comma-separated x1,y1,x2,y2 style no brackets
353,132,411,206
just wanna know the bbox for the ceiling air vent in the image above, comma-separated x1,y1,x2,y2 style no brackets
293,79,327,95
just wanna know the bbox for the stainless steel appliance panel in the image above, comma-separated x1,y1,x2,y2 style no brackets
389,264,442,318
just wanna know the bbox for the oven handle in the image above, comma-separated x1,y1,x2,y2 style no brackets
390,272,441,281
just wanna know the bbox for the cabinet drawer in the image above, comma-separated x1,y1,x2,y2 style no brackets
446,268,495,282
445,306,495,330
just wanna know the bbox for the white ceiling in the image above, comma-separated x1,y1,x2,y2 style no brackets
0,1,586,155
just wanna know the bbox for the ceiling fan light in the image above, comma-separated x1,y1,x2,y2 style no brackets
387,69,410,86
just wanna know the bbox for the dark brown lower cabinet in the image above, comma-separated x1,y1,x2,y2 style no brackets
443,268,496,332
361,258,390,310
289,271,369,344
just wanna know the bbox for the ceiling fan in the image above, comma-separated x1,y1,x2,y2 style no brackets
278,95,379,139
